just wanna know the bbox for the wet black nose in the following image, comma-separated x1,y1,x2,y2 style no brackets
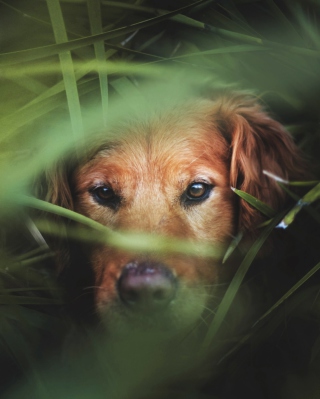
118,262,177,311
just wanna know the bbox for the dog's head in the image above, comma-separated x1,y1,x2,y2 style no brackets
42,91,307,334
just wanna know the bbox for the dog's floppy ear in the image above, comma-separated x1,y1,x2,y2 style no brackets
214,92,307,232
36,161,75,273
43,162,74,210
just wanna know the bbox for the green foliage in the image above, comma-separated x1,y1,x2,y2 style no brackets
0,0,320,398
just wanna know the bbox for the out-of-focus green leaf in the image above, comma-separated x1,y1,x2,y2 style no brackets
46,0,84,144
87,0,108,126
0,0,208,65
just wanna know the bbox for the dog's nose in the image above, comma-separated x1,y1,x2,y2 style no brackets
118,262,177,311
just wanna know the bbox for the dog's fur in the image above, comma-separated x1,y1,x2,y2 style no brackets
43,90,307,334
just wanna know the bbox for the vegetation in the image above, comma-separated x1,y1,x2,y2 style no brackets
0,0,320,398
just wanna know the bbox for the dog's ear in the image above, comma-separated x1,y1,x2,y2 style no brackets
43,162,74,210
35,161,75,273
214,92,307,232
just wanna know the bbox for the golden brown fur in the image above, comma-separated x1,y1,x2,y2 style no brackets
44,91,307,333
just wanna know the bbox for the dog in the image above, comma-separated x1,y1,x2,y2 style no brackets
42,87,307,336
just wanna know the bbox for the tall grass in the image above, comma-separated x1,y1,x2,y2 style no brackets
0,1,320,398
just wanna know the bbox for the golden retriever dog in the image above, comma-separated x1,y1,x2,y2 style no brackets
43,87,307,335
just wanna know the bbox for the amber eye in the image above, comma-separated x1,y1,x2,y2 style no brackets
187,183,208,198
184,182,212,205
90,185,120,209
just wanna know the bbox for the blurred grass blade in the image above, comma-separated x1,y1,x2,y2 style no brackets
0,0,209,66
201,210,287,355
263,171,320,227
202,22,320,58
253,262,320,328
278,182,320,228
290,1,320,50
19,196,108,233
46,0,84,144
222,231,244,264
87,0,108,126
262,170,319,186
110,77,146,110
173,45,270,59
265,0,303,42
19,197,223,258
232,187,277,218
0,296,63,305
285,181,320,187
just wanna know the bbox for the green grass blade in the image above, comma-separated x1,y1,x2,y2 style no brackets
0,295,63,305
20,196,108,233
87,0,108,126
19,196,223,258
0,0,209,66
46,0,84,145
252,262,320,328
203,23,320,58
232,187,277,218
201,210,286,355
265,0,303,42
263,170,319,186
279,182,320,228
172,45,270,59
222,231,244,264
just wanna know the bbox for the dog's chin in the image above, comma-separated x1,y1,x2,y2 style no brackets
96,287,208,338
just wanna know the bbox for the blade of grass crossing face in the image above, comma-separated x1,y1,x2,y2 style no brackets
201,210,287,355
46,0,84,146
18,197,224,259
87,0,108,127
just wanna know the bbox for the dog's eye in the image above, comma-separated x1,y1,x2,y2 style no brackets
90,185,120,209
184,182,212,204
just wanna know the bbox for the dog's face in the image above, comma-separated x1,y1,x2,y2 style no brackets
72,101,234,332
46,93,306,334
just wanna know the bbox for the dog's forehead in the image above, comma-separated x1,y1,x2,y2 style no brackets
75,103,230,188
98,119,226,171
102,103,227,159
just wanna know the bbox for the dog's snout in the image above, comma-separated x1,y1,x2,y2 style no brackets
118,262,177,311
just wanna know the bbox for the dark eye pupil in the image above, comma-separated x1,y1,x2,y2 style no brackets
187,183,206,198
95,186,114,200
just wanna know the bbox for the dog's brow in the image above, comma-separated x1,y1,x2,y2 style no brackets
186,151,206,167
93,141,120,158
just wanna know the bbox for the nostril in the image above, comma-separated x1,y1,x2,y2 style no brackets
118,261,177,311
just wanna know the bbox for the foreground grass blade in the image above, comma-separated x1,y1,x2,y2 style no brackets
87,0,108,126
222,231,244,264
201,210,286,355
19,196,223,258
232,187,277,218
278,182,320,228
219,262,320,365
46,0,84,143
252,262,320,328
0,296,63,306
